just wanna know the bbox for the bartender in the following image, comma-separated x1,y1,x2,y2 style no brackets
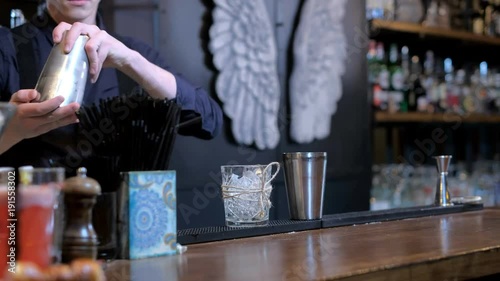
0,0,223,185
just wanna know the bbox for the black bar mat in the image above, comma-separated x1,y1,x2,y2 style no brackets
321,203,484,228
177,219,321,245
177,204,483,245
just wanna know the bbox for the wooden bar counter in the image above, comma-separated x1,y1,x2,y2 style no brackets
104,209,500,281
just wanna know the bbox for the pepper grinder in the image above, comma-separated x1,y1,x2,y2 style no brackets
434,155,453,207
62,167,101,263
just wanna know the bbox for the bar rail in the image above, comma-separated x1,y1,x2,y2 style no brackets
177,203,483,245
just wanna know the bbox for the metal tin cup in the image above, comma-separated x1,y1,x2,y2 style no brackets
282,152,327,220
35,32,89,106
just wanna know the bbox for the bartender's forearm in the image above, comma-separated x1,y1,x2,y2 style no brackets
0,129,20,155
118,50,178,100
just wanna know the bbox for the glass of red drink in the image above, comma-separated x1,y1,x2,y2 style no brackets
0,167,15,279
18,167,65,269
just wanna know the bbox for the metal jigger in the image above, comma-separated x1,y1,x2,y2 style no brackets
434,155,453,207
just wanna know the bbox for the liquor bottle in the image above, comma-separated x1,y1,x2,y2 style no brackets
464,68,479,113
377,42,390,111
454,69,467,114
423,50,437,113
441,58,455,112
476,61,490,113
406,56,423,112
481,0,496,35
492,0,500,36
493,71,500,113
422,0,439,27
434,57,447,113
388,43,404,113
437,0,451,28
400,46,410,112
459,0,478,32
446,59,462,113
473,0,486,34
367,40,379,85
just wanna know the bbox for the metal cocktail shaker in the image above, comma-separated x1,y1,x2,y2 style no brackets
35,33,89,106
283,152,327,220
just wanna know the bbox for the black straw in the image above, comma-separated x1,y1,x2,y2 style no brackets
77,94,182,175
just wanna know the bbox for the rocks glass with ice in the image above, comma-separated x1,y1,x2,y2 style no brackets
221,163,280,227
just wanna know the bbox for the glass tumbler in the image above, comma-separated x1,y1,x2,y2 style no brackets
221,162,280,227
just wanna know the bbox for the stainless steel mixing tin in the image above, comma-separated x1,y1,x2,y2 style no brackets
35,34,89,106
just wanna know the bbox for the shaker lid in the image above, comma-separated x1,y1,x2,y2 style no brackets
63,167,101,195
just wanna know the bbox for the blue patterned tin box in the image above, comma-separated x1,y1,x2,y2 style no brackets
117,171,177,259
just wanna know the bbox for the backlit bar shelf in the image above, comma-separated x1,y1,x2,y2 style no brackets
370,19,500,46
375,112,500,124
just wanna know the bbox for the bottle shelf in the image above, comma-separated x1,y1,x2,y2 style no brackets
370,19,500,46
375,111,500,124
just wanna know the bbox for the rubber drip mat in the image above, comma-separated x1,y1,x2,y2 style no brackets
177,219,321,245
177,203,483,245
321,203,483,228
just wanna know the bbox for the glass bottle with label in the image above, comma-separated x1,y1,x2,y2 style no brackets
367,40,379,85
477,61,490,113
377,42,390,111
441,58,455,112
400,46,410,113
454,69,467,114
464,68,479,114
388,43,404,113
493,72,500,113
408,56,426,112
423,50,437,113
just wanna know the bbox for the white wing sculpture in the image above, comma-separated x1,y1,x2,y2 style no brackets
289,0,348,143
209,0,281,150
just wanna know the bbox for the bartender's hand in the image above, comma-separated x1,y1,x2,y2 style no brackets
0,90,79,154
52,22,178,100
53,22,133,83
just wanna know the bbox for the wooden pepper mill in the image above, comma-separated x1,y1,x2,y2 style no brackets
62,167,101,263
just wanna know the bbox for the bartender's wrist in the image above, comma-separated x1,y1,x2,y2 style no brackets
116,49,141,71
0,127,22,155
118,50,178,100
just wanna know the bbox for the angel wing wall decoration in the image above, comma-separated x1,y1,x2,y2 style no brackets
289,0,348,144
209,0,281,150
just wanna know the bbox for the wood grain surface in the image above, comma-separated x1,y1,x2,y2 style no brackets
104,209,500,281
